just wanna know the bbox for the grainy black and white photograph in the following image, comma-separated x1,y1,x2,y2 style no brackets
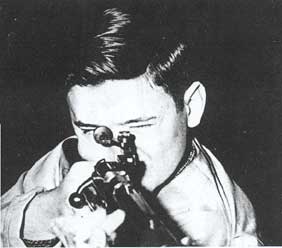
1,0,282,246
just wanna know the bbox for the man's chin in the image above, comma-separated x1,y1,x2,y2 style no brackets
140,174,160,192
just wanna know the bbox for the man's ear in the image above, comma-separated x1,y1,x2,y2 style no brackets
184,81,206,128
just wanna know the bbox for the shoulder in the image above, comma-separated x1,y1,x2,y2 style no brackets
192,139,257,241
157,140,226,211
22,136,78,191
157,138,254,219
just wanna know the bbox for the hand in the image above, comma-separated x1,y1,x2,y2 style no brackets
51,208,125,247
24,161,125,244
55,161,100,215
51,161,125,247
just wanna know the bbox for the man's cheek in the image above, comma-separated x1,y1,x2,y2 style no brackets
134,136,163,162
77,137,121,163
77,139,94,160
135,127,168,150
137,142,170,170
77,137,102,161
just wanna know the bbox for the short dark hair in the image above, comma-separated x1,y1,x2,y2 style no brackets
65,6,193,109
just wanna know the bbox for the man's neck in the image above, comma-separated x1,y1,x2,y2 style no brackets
152,136,194,196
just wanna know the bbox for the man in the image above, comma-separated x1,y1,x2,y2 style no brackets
1,4,258,247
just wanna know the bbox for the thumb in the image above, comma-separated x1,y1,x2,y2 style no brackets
102,209,126,235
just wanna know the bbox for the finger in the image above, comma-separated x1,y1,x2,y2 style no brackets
181,236,191,246
102,209,125,235
87,228,107,248
83,207,107,226
75,207,107,240
51,221,74,247
51,208,109,247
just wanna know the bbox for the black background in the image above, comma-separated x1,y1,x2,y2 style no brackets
1,0,282,245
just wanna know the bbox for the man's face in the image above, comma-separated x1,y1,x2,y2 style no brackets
67,75,188,191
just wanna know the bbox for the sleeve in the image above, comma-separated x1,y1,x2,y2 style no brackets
201,145,259,246
1,173,45,247
1,138,70,247
230,183,259,246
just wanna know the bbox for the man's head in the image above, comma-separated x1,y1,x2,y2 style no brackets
66,7,206,190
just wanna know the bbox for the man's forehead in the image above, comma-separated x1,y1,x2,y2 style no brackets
67,77,174,125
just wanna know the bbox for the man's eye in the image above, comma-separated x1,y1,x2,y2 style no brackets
81,129,95,134
130,123,154,129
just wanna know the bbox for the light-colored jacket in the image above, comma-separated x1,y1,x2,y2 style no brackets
1,137,258,246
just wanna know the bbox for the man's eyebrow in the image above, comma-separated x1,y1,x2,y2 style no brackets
74,117,157,128
74,121,99,128
120,116,157,125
